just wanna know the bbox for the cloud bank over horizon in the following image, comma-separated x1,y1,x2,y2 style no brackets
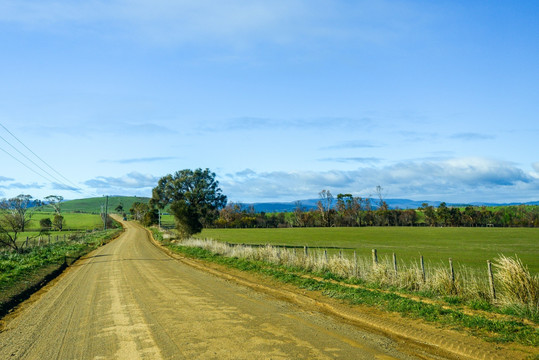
66,157,538,204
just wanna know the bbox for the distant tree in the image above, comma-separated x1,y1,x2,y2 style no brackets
421,203,437,226
336,194,362,227
44,195,63,215
142,208,159,227
437,202,450,226
374,185,389,226
0,195,35,252
399,209,417,226
40,217,53,232
115,203,124,214
6,194,34,232
130,202,150,221
317,190,334,227
293,201,306,227
53,214,65,231
151,168,227,238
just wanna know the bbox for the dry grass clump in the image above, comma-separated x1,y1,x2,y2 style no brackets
494,255,539,309
395,263,425,291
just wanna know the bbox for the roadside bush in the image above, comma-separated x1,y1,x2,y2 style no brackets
39,218,52,232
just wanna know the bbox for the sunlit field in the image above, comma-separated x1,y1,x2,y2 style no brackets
197,227,539,273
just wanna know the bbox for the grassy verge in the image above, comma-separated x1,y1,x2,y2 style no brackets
0,228,122,318
152,229,538,347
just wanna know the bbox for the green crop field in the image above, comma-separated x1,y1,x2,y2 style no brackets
197,227,539,273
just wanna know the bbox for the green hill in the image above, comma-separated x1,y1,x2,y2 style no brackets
53,196,150,214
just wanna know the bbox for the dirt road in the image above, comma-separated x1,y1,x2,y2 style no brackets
0,220,424,359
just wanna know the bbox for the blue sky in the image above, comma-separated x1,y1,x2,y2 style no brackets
0,0,538,203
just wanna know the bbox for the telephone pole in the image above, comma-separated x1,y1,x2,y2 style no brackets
104,195,109,230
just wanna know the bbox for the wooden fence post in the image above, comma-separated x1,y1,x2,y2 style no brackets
372,249,378,266
324,249,328,263
354,251,359,277
420,255,426,283
487,260,496,301
449,258,456,293
304,245,308,257
393,253,398,277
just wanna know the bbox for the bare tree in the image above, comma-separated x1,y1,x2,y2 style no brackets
0,195,35,252
6,194,33,232
293,201,306,227
317,189,334,227
45,195,64,215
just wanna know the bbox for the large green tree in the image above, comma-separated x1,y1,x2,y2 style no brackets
151,168,227,238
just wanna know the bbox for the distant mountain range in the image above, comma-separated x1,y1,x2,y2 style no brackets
243,198,539,213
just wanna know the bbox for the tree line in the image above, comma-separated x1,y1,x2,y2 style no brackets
212,191,539,228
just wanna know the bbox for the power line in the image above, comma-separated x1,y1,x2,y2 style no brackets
0,144,59,185
0,122,80,190
0,133,69,188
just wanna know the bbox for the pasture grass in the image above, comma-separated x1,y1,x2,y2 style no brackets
28,212,104,231
38,196,149,214
198,227,539,273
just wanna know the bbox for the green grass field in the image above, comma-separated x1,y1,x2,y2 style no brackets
37,196,150,214
197,227,539,273
28,212,104,231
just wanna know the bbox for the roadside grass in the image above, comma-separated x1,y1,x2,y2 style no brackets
0,228,122,317
198,227,539,273
153,229,538,347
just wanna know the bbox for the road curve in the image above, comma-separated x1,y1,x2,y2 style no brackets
1,220,420,359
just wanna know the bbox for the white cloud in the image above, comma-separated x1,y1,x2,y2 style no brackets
0,182,43,190
84,172,159,190
533,162,539,173
220,157,538,202
0,176,14,182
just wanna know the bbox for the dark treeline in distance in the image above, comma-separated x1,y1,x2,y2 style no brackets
212,192,539,229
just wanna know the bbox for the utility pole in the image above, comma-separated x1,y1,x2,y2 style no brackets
104,195,109,230
158,208,161,229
